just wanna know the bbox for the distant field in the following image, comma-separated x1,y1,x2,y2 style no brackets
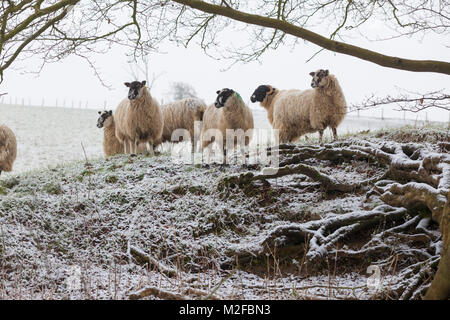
0,103,433,173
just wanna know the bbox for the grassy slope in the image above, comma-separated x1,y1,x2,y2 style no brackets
0,124,446,300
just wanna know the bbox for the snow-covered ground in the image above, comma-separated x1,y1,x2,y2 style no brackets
0,151,407,299
0,104,443,300
0,104,432,174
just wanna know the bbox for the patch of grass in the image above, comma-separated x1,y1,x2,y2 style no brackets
105,191,128,205
44,182,63,195
0,186,8,195
105,175,118,184
0,177,20,189
373,123,449,144
136,173,145,181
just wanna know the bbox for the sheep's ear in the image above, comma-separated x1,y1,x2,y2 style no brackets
141,80,146,86
325,70,329,76
98,111,101,114
309,72,315,76
216,90,220,94
109,110,113,115
124,82,130,87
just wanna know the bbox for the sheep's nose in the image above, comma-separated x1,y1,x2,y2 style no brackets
250,95,256,102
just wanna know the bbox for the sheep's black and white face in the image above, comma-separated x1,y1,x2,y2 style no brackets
310,69,329,88
250,85,273,103
97,110,112,128
124,80,146,100
215,88,234,108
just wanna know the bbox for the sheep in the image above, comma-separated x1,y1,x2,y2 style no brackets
97,110,124,157
308,69,347,141
250,69,347,143
97,110,148,157
0,124,17,175
156,97,207,152
201,88,254,163
114,80,163,155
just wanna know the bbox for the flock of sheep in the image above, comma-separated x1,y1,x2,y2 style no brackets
0,69,347,176
96,69,347,162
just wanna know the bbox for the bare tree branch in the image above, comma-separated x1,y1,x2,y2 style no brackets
171,0,450,75
351,89,450,113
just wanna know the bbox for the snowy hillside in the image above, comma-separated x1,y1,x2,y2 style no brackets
0,103,435,174
0,130,446,299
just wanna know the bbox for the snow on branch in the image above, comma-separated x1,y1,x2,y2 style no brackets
351,90,450,113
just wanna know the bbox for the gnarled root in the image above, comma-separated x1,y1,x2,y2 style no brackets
223,139,450,299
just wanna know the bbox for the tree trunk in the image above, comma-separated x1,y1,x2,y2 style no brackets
424,190,450,300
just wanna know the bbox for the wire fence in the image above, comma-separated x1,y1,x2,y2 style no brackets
0,96,112,110
0,95,446,124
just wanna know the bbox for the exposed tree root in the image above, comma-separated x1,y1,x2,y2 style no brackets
128,285,221,300
221,139,450,299
130,246,179,279
128,245,222,300
219,163,388,193
263,205,408,262
129,286,187,300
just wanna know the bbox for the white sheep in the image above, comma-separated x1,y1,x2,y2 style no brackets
97,110,124,157
156,97,207,152
250,69,347,143
114,80,164,155
0,124,17,175
202,88,254,163
97,110,147,157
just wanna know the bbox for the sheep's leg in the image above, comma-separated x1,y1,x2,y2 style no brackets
134,140,139,155
148,142,155,157
223,147,228,166
318,130,324,143
203,143,212,165
190,133,196,164
189,131,195,154
207,144,212,164
332,128,338,141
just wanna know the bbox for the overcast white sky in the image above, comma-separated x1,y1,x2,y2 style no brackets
1,17,449,122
